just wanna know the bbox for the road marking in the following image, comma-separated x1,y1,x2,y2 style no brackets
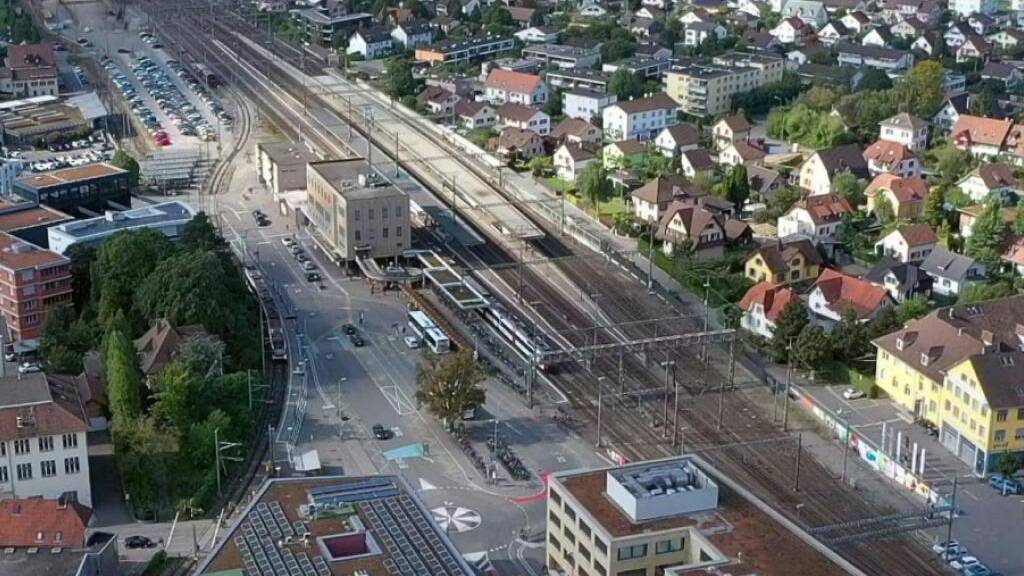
419,478,437,491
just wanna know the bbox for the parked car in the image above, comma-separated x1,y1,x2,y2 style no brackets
124,535,155,549
403,336,420,349
349,333,365,347
342,324,356,335
933,540,966,556
372,424,392,440
962,564,991,576
282,236,294,247
305,272,321,283
842,388,865,400
989,474,1022,495
301,261,316,272
949,556,981,571
17,362,41,374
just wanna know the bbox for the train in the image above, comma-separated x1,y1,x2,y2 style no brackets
479,300,558,373
245,265,288,363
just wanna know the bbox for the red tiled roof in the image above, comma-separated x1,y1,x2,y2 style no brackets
552,117,597,139
0,231,67,271
865,174,928,204
0,499,91,548
975,162,1016,189
1003,236,1024,265
739,281,796,321
895,223,938,246
951,115,1013,147
863,139,915,166
813,268,889,318
496,102,544,123
795,194,853,225
613,93,677,114
6,43,55,69
728,141,766,161
485,68,543,95
719,114,751,133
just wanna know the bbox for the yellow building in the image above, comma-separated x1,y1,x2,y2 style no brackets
873,296,1024,475
664,51,784,118
744,237,823,284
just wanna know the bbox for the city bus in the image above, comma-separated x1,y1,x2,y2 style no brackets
407,310,450,354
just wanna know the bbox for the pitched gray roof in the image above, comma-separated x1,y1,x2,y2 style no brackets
919,246,981,280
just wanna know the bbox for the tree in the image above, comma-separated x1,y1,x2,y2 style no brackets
965,199,1007,266
608,69,644,101
93,229,175,330
874,194,895,226
831,306,869,361
902,60,945,118
527,155,552,177
385,57,417,100
181,212,225,253
855,68,893,92
958,281,1016,304
544,89,563,118
111,150,140,188
415,350,485,429
114,415,178,516
1015,198,1024,236
869,305,901,339
577,162,611,212
770,300,809,363
832,171,866,207
39,306,98,374
106,328,144,423
896,295,931,323
152,361,204,437
723,164,750,208
793,324,833,369
933,142,974,186
65,243,97,314
995,452,1020,477
923,186,946,228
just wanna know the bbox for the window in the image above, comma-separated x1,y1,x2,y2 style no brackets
578,520,591,539
656,539,684,554
396,226,403,237
997,410,1008,422
15,463,31,480
64,457,80,475
13,439,29,455
563,504,576,522
549,533,560,552
1018,408,1024,420
34,531,43,542
0,441,5,457
382,207,388,219
1016,429,1024,440
995,430,1006,442
550,491,561,506
38,436,53,452
354,230,361,242
382,227,389,238
617,544,648,561
40,460,56,478
62,434,78,450
594,538,608,556
0,467,7,483
577,543,591,561
549,511,560,528
54,532,62,543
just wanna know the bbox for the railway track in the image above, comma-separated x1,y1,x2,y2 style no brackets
133,3,947,573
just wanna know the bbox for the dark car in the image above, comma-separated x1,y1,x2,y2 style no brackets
349,333,365,347
306,272,321,282
124,535,155,549
372,424,392,440
117,47,132,54
342,324,356,335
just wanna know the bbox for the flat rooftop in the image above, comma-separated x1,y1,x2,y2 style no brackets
554,456,848,576
0,198,70,232
522,44,599,58
309,160,407,202
0,371,51,409
17,163,126,190
50,201,195,240
0,231,67,270
198,476,473,576
670,64,735,79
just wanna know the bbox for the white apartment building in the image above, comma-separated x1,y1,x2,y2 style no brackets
563,90,617,122
951,0,997,16
879,113,929,152
0,373,91,507
306,159,410,264
602,93,678,141
664,51,784,118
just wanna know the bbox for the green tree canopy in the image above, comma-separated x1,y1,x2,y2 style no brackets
933,142,974,186
793,324,833,369
110,150,140,188
831,306,870,361
958,281,1015,304
832,171,866,207
1015,198,1024,236
923,185,946,228
385,57,418,100
855,68,893,92
577,161,612,211
93,228,175,330
181,212,226,253
770,300,809,363
415,350,486,429
902,60,945,118
608,69,644,101
965,199,1007,266
106,328,144,423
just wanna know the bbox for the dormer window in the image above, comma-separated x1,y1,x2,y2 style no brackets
897,337,905,351
34,532,43,542
920,353,930,366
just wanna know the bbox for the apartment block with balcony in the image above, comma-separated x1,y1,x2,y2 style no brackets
0,372,91,507
664,52,783,118
0,232,71,342
873,295,1024,475
546,456,850,576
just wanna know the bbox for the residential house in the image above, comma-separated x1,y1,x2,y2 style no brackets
621,16,664,38
743,30,783,51
777,193,853,240
950,0,997,17
865,258,933,302
484,69,548,106
919,246,986,295
739,282,798,339
799,143,869,196
957,163,1018,203
989,28,1024,51
679,9,711,24
656,201,727,256
872,297,1024,474
840,11,870,34
712,114,751,150
968,13,995,34
391,20,434,48
551,118,602,146
817,20,850,45
496,127,545,163
748,165,784,201
654,123,701,158
634,44,674,60
604,140,649,170
719,141,766,167
630,174,702,221
683,21,728,46
879,113,929,152
415,35,516,66
957,35,993,62
602,93,679,141
347,27,393,59
781,0,828,28
454,100,496,130
496,103,550,136
135,319,208,382
807,268,892,326
506,6,537,27
862,27,895,48
836,42,915,71
980,62,1023,89
578,2,608,17
890,17,929,40
680,149,715,178
0,43,58,97
770,17,809,44
863,139,921,177
416,85,459,116
933,93,970,131
865,173,930,220
563,89,617,122
664,52,786,117
553,143,597,180
744,236,823,284
874,223,938,263
945,22,974,49
950,115,1012,157
912,33,941,56
1002,236,1024,275
958,203,1017,237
